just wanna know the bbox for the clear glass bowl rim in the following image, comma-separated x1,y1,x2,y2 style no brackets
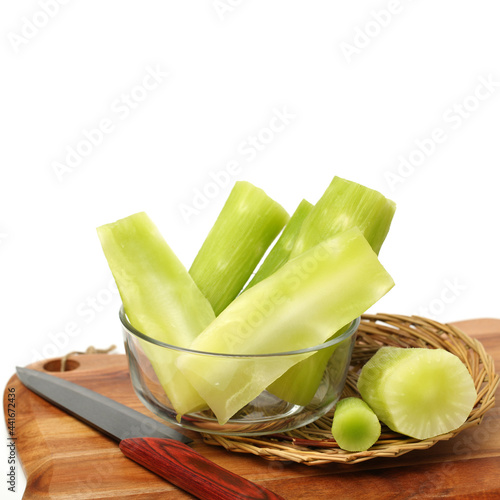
119,305,360,358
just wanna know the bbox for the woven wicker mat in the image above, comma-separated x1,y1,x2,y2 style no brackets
201,313,499,465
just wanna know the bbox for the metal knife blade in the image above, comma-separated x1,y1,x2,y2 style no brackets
16,366,191,444
16,366,284,500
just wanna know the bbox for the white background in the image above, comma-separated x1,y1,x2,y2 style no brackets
1,1,499,497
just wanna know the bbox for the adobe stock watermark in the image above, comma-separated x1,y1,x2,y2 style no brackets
30,278,120,362
384,74,499,191
51,64,169,183
339,0,416,64
415,277,467,320
6,387,16,494
7,0,71,54
212,0,244,21
178,106,295,223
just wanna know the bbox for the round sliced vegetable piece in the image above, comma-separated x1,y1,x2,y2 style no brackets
357,347,477,440
331,397,381,451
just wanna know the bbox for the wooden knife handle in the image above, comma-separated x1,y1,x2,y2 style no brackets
119,437,285,499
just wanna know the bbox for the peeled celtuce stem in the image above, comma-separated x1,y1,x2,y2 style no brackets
178,228,394,424
331,397,381,451
189,181,289,315
244,198,313,290
97,212,214,416
357,347,477,440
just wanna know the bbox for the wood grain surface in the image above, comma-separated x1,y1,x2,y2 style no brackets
3,318,499,499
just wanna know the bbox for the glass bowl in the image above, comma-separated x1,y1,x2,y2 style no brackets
121,306,359,436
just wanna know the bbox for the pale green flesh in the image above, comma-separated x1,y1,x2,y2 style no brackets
244,198,313,290
331,397,381,452
97,212,215,416
290,176,396,258
266,343,335,406
357,347,477,440
189,181,289,316
178,228,395,424
268,178,395,404
267,323,350,406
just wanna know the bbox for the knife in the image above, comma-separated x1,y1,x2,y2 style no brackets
16,366,284,500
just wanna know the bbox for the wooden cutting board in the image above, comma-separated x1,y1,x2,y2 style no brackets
4,319,500,499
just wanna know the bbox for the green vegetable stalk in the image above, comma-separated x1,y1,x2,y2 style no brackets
290,176,396,258
189,181,289,315
97,212,215,417
331,397,381,452
357,347,477,440
178,228,395,424
244,198,313,290
268,177,396,405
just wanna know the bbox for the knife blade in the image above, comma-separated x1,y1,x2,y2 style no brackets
16,366,284,500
